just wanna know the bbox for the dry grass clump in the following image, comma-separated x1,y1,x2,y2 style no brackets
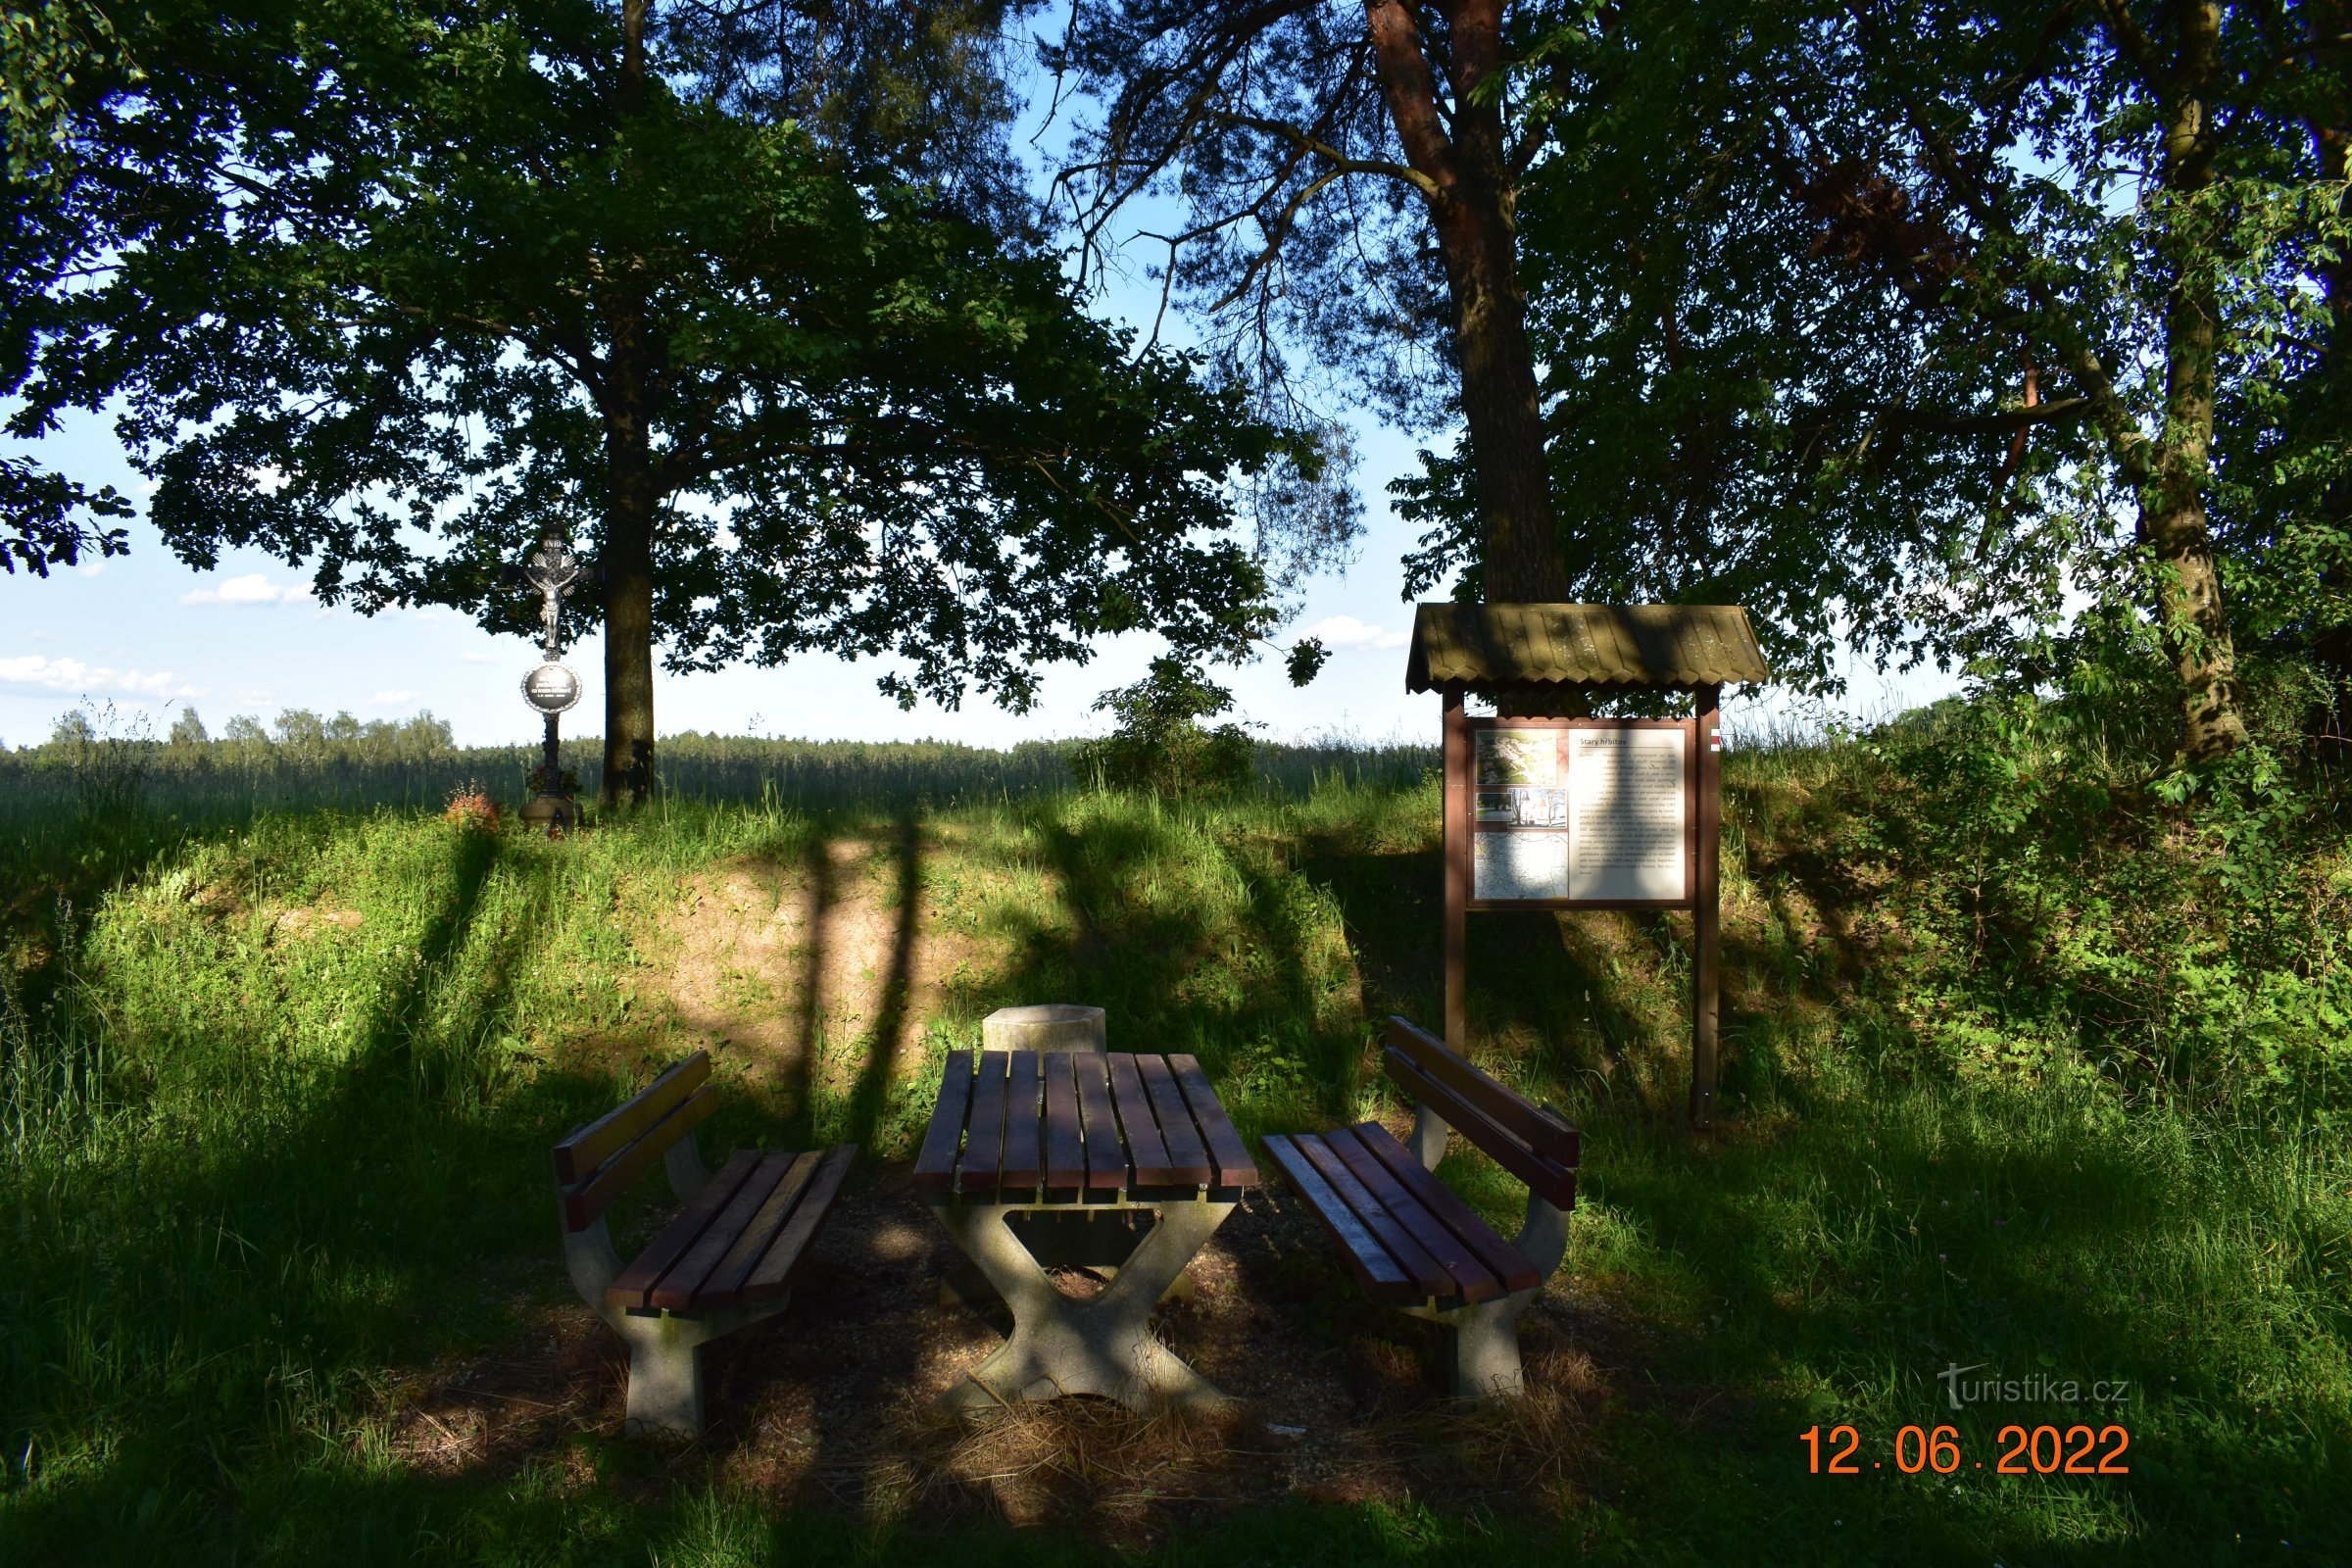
862,1395,1256,1536
1367,1345,1608,1514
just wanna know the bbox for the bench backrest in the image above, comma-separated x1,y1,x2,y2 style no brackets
1381,1017,1578,1210
551,1052,717,1232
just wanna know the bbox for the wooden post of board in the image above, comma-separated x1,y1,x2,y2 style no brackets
1690,682,1722,1127
1442,691,1469,1050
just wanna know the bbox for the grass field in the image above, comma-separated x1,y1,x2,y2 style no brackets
1,716,2346,1565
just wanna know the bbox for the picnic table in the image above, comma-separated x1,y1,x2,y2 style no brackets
911,1048,1259,1412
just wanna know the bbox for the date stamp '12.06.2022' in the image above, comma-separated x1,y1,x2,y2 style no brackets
1800,1422,2132,1477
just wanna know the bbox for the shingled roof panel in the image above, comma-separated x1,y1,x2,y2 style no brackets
1405,604,1770,692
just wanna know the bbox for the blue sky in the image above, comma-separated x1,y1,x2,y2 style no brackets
1,29,1958,756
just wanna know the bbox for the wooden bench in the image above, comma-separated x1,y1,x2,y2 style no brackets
552,1051,856,1437
1262,1016,1578,1400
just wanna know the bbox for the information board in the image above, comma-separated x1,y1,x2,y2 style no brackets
1466,720,1691,906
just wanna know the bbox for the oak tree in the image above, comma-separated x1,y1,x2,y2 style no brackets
11,0,1313,801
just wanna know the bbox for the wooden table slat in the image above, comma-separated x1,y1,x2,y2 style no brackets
909,1051,976,1192
739,1145,857,1303
1072,1051,1127,1191
1294,1132,1453,1298
1262,1134,1413,1300
1041,1053,1086,1192
1354,1122,1543,1294
650,1152,795,1311
1327,1125,1503,1302
1166,1054,1258,1188
1107,1054,1175,1186
1000,1051,1045,1191
698,1150,824,1304
959,1048,1009,1195
1136,1054,1212,1185
604,1148,762,1309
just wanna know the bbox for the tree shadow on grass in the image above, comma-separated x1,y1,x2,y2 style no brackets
845,812,921,1150
973,806,1367,1121
0,825,918,1560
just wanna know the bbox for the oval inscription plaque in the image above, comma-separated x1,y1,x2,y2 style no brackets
521,662,582,714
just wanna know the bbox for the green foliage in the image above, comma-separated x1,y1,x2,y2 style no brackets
1067,658,1256,798
9,0,1327,747
1734,679,2352,1109
1397,0,2352,746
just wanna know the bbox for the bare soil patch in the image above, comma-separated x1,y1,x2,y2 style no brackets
648,841,1006,1096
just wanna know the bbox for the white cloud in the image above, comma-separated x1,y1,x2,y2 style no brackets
457,651,499,664
179,572,314,607
368,689,421,707
1302,614,1409,652
0,655,201,700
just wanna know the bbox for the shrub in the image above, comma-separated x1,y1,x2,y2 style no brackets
1069,659,1256,798
443,780,503,832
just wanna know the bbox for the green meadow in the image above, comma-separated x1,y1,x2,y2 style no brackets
1,708,2346,1565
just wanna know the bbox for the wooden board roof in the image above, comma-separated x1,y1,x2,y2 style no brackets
1405,603,1770,694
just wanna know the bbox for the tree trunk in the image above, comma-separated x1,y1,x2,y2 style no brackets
1363,0,1569,612
602,415,659,807
2306,13,2352,752
1363,0,1571,717
2140,0,2245,761
1434,188,1569,610
600,0,661,808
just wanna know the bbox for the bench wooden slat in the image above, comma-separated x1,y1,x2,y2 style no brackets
603,1146,762,1308
738,1145,857,1303
1326,1125,1503,1303
1108,1054,1175,1186
1262,1134,1413,1301
959,1048,1008,1195
1354,1122,1544,1294
561,1086,720,1232
648,1152,794,1311
1073,1051,1127,1191
1000,1051,1044,1191
1041,1053,1086,1193
1137,1054,1212,1186
698,1150,824,1305
909,1051,976,1193
1167,1054,1258,1189
1383,1017,1579,1166
1383,1048,1578,1210
1292,1132,1452,1298
553,1052,712,1184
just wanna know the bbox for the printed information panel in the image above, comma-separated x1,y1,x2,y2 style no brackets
1469,723,1689,905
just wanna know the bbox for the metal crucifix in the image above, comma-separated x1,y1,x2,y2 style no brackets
518,524,586,835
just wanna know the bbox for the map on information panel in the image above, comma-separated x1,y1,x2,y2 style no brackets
1471,726,1687,903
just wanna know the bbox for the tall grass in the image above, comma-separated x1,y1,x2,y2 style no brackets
0,713,2345,1562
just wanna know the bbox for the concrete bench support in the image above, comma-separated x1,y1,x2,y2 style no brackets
1398,1103,1570,1398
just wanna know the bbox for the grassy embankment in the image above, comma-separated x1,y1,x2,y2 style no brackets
1,715,2346,1564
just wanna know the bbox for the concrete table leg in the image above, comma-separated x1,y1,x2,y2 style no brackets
929,1198,1236,1414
